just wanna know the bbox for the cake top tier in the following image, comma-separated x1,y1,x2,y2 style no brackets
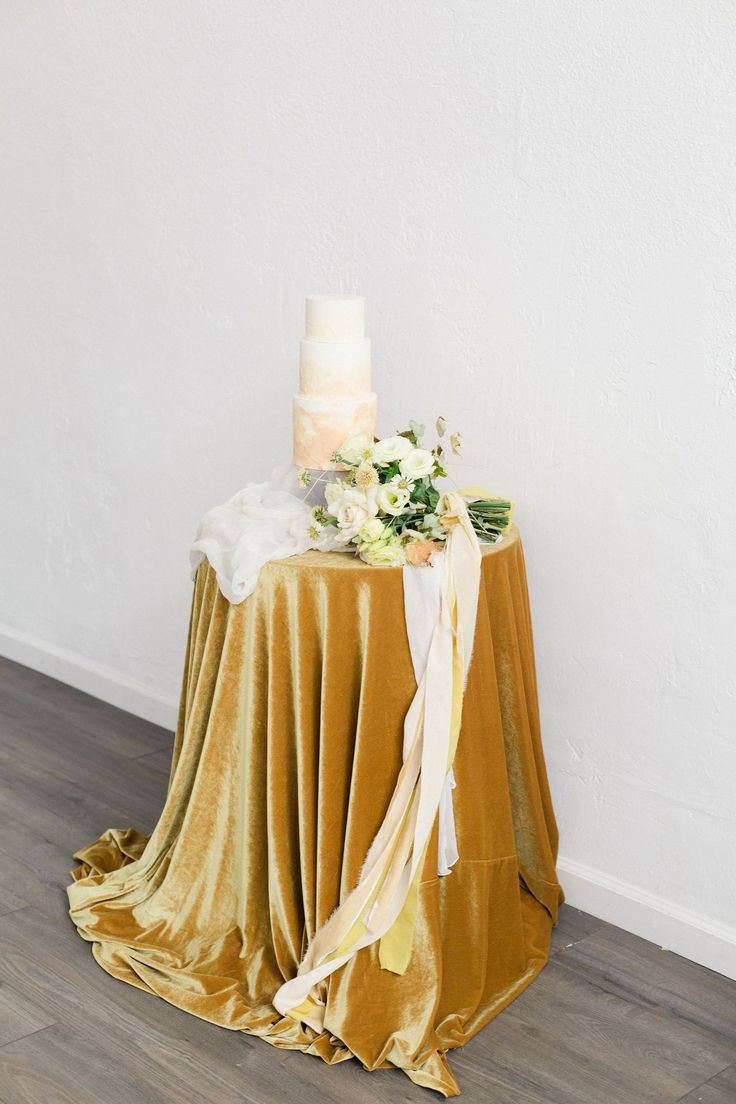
305,294,365,342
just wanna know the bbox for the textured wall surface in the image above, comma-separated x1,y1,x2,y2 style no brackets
2,3,735,941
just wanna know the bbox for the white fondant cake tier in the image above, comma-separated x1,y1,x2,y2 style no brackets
293,391,377,470
293,293,377,469
305,293,364,341
299,337,371,397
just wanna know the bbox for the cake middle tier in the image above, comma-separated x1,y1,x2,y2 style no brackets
293,391,377,470
299,337,371,398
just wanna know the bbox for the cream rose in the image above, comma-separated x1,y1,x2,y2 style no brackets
358,517,387,544
359,537,406,566
399,448,435,481
330,487,378,544
372,435,414,465
376,482,411,516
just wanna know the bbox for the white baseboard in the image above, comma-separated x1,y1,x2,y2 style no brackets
0,622,178,731
2,622,734,980
558,855,736,981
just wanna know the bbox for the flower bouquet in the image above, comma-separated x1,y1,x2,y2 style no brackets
302,419,513,566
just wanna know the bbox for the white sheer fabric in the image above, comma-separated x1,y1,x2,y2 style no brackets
189,463,316,604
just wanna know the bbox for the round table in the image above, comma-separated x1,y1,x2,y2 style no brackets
67,525,563,1097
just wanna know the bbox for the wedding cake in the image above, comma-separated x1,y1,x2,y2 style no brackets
293,294,377,470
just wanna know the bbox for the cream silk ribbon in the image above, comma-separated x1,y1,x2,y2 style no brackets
403,544,459,878
272,492,481,1030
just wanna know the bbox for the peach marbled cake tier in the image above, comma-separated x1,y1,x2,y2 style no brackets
293,392,377,470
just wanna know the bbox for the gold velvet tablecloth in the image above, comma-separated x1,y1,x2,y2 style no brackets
67,525,563,1097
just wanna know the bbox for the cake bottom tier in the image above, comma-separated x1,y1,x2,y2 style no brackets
293,391,377,470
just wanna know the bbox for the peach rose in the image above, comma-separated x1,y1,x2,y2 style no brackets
405,538,440,566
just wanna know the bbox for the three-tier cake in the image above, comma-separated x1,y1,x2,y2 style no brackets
292,294,377,470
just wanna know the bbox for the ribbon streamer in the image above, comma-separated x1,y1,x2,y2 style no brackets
272,492,481,1029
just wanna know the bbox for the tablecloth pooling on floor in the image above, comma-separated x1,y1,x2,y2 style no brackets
67,527,563,1097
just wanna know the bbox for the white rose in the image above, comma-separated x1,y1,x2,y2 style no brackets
358,517,387,544
399,448,435,481
376,482,412,516
338,434,374,465
332,488,378,543
359,537,406,566
372,435,414,465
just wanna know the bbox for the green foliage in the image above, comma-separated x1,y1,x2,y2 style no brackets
466,498,513,542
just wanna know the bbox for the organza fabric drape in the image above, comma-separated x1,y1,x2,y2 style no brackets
67,528,563,1097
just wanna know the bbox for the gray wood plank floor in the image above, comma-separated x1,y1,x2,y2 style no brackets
0,654,734,1104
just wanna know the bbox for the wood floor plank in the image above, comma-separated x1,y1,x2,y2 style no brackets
0,707,171,823
0,738,168,846
0,979,56,1048
549,903,611,956
558,925,736,1046
0,878,28,919
452,951,736,1104
0,908,254,1104
0,906,426,1104
0,1020,198,1104
678,1062,736,1102
131,745,175,775
0,657,172,761
0,814,95,925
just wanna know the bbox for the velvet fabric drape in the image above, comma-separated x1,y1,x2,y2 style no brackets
67,527,563,1096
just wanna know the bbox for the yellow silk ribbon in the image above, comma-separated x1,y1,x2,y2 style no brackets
456,484,496,499
379,566,466,974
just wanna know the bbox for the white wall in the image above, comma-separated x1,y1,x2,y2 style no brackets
2,2,735,975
